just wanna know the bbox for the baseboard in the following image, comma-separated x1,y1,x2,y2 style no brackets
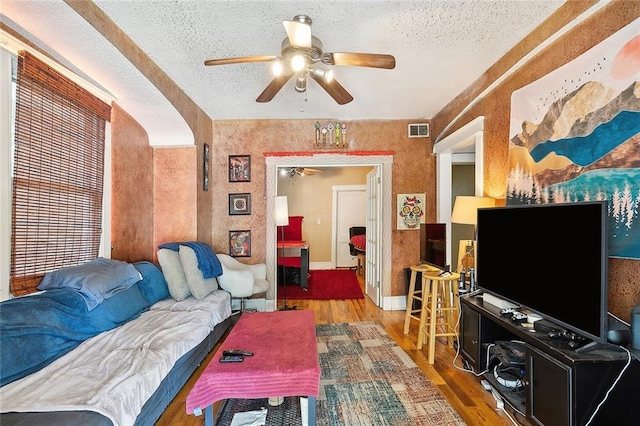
383,295,408,311
310,261,333,270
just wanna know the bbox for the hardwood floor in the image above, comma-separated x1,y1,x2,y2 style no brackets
156,274,524,425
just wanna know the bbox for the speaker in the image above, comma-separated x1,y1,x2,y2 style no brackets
632,304,640,351
607,314,630,347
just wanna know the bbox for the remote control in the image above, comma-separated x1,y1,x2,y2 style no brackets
223,349,254,357
219,355,244,363
548,329,563,338
511,312,527,322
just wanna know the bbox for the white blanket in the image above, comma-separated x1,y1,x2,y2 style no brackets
0,290,231,426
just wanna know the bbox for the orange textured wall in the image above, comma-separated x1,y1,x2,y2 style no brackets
65,0,215,255
431,2,640,321
110,103,155,262
153,147,197,252
210,119,434,296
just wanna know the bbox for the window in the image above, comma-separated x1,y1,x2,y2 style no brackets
10,51,111,296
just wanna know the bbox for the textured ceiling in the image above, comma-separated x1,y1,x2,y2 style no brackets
2,0,567,145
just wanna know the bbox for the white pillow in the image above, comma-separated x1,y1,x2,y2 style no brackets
157,248,191,301
179,245,219,299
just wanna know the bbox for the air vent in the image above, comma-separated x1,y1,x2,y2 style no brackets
408,123,429,138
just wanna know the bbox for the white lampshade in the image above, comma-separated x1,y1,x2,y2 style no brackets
275,196,289,226
451,196,495,226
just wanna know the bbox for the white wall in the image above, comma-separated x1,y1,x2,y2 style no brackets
0,49,14,301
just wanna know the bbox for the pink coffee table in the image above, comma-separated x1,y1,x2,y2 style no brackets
186,310,320,426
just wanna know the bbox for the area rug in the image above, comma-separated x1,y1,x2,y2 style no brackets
215,321,466,425
278,269,364,300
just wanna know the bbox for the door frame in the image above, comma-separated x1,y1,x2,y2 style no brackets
265,153,393,311
365,167,381,305
433,116,485,264
331,184,366,269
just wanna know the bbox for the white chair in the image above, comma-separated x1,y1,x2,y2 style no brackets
216,253,269,312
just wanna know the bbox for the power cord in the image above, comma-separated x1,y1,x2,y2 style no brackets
454,293,525,425
450,303,489,376
584,345,632,426
481,378,522,426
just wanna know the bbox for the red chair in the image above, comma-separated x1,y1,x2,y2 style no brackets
277,216,304,285
277,216,304,242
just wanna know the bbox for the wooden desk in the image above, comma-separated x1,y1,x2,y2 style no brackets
278,241,310,289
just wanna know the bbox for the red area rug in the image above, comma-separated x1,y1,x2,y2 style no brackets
278,269,364,300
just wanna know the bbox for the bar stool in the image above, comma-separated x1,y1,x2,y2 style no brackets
417,272,461,364
403,264,440,334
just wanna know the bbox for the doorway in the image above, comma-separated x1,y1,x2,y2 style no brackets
333,185,366,268
265,153,393,311
433,116,485,266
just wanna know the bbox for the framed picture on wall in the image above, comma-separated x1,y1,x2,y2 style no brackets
203,143,210,191
229,193,251,215
229,230,251,257
229,155,251,182
397,193,425,230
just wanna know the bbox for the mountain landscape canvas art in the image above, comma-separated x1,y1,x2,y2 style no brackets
507,18,640,259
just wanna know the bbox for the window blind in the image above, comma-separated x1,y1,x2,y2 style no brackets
10,51,111,296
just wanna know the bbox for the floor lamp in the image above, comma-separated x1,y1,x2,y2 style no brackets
275,195,296,310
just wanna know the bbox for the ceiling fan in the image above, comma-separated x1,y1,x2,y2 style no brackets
204,15,396,105
280,167,322,178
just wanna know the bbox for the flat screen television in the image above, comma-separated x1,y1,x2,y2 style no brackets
476,201,608,344
420,223,447,270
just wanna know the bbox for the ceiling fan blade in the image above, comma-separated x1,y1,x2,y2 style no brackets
310,73,353,105
204,56,276,66
302,167,323,176
322,52,396,69
256,74,293,103
283,20,311,48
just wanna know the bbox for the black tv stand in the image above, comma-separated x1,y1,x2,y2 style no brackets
573,340,600,354
546,327,597,353
459,294,640,426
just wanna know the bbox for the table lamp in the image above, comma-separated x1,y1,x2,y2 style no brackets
451,196,495,291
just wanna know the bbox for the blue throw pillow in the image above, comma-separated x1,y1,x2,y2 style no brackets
37,258,142,310
133,261,170,305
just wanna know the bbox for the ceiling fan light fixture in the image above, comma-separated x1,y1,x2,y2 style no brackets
311,67,333,83
283,16,312,48
324,69,334,83
280,167,304,178
272,60,285,77
291,54,306,72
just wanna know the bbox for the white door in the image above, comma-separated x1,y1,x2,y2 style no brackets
333,186,366,268
366,168,381,305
